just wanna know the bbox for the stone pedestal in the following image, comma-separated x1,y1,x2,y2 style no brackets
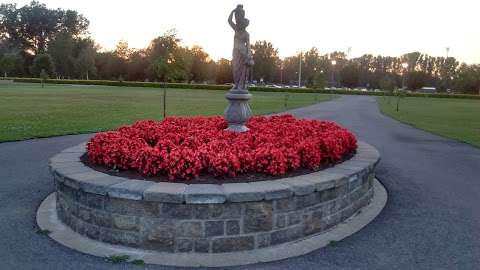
224,89,252,132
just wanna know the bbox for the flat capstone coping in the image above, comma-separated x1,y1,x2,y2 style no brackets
49,141,380,204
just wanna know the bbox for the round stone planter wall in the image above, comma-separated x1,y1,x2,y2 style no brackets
49,141,380,254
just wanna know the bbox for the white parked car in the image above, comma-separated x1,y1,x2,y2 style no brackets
417,87,436,93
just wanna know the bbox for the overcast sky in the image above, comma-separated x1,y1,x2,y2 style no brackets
5,0,480,63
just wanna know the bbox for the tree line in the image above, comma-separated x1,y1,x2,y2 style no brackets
1,1,479,94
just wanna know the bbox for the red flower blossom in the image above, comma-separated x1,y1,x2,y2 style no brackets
87,115,357,180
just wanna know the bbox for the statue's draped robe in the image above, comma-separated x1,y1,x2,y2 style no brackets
232,31,249,90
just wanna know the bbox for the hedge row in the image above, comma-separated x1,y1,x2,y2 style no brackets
3,77,480,100
8,77,231,90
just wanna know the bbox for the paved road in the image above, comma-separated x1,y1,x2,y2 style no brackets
1,95,479,270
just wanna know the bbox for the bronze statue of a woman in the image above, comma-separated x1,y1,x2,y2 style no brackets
224,5,253,132
228,5,254,91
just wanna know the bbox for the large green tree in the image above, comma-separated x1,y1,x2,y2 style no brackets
406,71,427,90
95,52,126,80
453,64,480,94
282,56,300,85
379,75,397,91
75,47,96,80
251,40,280,83
114,40,131,60
189,46,210,83
145,31,210,83
31,53,54,76
127,50,148,81
147,30,179,61
0,52,20,77
146,30,181,81
301,48,330,87
47,31,74,78
151,56,187,82
340,63,359,88
215,58,232,84
0,1,89,55
438,57,459,90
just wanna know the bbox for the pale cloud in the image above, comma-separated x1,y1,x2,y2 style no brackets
4,0,480,63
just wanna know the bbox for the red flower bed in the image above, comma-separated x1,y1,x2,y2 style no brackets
87,115,357,180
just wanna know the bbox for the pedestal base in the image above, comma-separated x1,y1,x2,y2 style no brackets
224,90,252,132
225,124,249,132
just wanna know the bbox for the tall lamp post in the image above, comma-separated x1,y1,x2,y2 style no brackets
298,52,302,87
280,62,284,85
401,62,409,90
445,47,450,90
331,60,337,87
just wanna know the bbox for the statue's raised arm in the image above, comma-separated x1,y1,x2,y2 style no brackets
228,10,236,31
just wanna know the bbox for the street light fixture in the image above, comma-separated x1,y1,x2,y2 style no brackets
298,51,302,87
445,47,450,89
401,62,409,89
331,60,337,87
280,62,284,85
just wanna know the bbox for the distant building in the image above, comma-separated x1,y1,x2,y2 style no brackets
417,87,437,93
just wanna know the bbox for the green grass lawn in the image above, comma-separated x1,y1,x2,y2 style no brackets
0,83,335,142
378,96,480,147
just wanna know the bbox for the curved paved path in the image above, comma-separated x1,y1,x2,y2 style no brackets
1,95,479,270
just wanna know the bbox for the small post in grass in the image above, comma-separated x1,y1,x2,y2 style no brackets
284,93,289,110
395,89,406,112
386,88,394,105
40,69,48,88
163,82,167,119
